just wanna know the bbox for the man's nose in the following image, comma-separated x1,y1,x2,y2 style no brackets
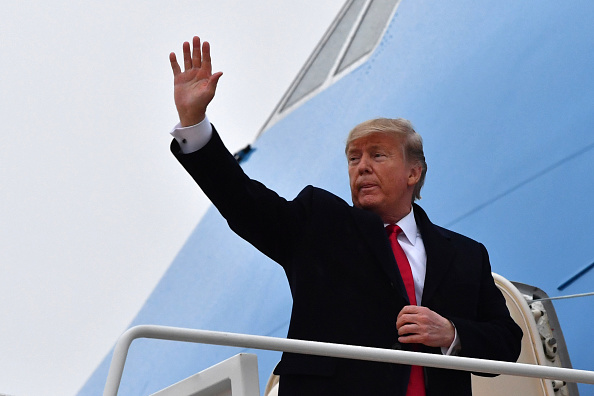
357,155,372,174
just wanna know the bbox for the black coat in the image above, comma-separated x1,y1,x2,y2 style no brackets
172,127,522,396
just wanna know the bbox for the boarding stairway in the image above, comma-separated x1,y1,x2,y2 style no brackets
103,274,594,396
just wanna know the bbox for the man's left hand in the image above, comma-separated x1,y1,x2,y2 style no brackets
396,305,455,348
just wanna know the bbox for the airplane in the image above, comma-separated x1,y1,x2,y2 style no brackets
79,0,594,394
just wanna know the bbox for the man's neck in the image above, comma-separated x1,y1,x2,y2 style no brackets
381,204,413,225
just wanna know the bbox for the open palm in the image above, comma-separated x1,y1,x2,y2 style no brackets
170,36,223,127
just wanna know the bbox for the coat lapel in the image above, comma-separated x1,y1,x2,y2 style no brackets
348,204,456,306
350,206,410,304
413,204,456,306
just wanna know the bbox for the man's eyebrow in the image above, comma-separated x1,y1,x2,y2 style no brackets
347,144,389,154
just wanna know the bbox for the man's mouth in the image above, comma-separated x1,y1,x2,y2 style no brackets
358,182,378,191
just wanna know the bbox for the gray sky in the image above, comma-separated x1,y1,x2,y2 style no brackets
0,1,344,394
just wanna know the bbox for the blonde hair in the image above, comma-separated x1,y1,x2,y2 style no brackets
345,118,427,201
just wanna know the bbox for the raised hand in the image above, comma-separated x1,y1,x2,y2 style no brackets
170,36,223,127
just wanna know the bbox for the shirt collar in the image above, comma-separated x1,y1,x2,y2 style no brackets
384,207,418,245
398,207,418,246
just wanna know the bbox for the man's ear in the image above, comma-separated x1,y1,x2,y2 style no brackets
407,163,422,186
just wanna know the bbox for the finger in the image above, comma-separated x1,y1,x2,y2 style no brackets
399,333,422,344
183,41,192,71
397,316,421,333
202,41,212,74
396,306,420,324
397,323,422,344
169,52,181,76
192,36,202,69
399,305,421,316
397,322,415,335
207,71,223,92
396,313,411,329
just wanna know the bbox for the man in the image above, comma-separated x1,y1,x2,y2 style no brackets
169,36,522,396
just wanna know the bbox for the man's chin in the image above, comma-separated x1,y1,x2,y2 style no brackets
354,199,380,212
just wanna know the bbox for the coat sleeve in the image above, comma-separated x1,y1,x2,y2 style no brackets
449,243,523,367
171,125,308,265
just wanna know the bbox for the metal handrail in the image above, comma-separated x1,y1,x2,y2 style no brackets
103,325,594,396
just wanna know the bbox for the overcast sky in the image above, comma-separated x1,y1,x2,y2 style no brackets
0,1,344,394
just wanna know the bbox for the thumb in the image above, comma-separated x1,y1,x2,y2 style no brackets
207,72,223,92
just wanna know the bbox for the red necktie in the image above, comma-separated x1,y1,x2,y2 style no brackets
386,224,426,396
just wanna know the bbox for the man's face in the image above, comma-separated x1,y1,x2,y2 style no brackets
347,132,421,223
